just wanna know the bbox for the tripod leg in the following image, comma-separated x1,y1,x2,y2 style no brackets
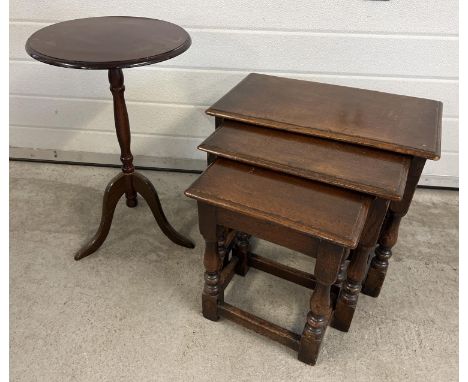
132,172,195,249
74,173,127,260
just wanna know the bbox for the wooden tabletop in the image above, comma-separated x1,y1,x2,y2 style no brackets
25,17,191,70
199,121,410,201
207,73,442,160
185,159,371,248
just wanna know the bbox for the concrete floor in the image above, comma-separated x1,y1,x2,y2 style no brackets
10,161,458,382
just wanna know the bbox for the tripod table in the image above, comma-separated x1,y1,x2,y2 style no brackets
25,16,195,260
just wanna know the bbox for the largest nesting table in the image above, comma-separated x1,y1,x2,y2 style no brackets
25,17,195,259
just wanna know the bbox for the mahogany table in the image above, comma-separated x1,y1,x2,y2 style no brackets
25,17,195,260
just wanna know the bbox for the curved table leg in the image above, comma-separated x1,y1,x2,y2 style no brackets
76,69,194,260
75,173,127,260
132,172,195,249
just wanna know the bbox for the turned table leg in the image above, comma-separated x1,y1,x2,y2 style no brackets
75,69,194,260
331,250,349,306
331,245,373,332
331,198,389,331
233,232,250,276
362,157,426,297
217,227,230,268
298,242,346,365
361,210,401,297
198,203,223,320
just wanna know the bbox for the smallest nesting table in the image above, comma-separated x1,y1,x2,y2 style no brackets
185,158,372,365
25,17,195,259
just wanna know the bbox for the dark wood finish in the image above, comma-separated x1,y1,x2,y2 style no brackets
249,252,316,290
218,303,301,351
247,252,340,297
187,159,371,366
206,116,225,166
199,120,411,201
74,172,127,260
25,17,191,70
362,156,426,297
218,227,237,269
206,73,442,300
224,229,237,253
75,171,194,260
199,72,441,361
298,242,347,365
109,68,137,207
219,256,239,289
75,68,194,260
334,255,349,290
198,203,223,321
232,232,250,276
221,250,325,293
218,208,320,257
132,172,195,248
26,21,194,258
331,198,390,331
206,73,442,160
185,159,371,248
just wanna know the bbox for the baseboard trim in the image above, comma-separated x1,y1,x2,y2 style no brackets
10,147,458,188
9,147,206,173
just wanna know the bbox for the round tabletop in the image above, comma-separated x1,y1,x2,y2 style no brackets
25,16,191,70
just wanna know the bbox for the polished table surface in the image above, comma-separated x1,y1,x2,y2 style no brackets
207,73,442,160
185,158,371,248
25,16,191,70
199,120,411,201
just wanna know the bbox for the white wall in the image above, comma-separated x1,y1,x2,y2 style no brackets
9,1,459,186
